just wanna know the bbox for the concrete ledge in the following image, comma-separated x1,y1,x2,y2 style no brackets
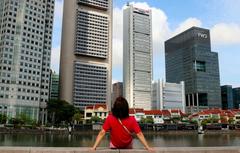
0,147,118,153
0,147,240,153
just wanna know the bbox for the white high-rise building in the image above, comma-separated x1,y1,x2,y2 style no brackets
123,4,152,110
60,0,112,109
152,79,186,112
0,0,55,121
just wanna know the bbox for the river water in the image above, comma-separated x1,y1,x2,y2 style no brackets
1,132,240,147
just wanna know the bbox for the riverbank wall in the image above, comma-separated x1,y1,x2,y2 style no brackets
1,147,240,153
2,126,240,135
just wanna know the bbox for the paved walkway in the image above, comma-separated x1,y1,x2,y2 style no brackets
1,147,240,153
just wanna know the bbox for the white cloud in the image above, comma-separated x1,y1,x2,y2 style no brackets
51,46,60,73
112,79,120,84
173,18,202,36
211,23,240,45
150,5,170,54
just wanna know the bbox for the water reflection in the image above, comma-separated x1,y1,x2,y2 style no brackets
0,132,240,147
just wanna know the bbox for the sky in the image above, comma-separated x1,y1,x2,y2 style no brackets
51,0,240,87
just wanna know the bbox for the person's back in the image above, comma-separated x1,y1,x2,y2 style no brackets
103,114,141,148
91,97,153,151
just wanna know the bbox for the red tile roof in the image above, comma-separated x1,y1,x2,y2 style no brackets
191,109,240,118
225,111,235,117
144,110,162,115
232,109,240,113
162,110,171,116
85,104,107,110
129,108,144,114
94,104,107,109
198,112,209,115
171,109,180,113
86,106,94,109
180,111,187,116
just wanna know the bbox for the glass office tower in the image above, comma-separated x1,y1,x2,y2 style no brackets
165,27,221,113
221,85,233,109
233,87,240,109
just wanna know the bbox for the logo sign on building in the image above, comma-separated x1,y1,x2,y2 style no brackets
197,33,208,39
134,8,150,15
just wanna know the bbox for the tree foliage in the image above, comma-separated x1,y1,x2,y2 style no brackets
190,120,198,125
47,99,75,125
90,116,102,123
228,117,235,124
201,119,209,126
140,116,154,124
73,113,83,124
9,118,24,128
200,117,220,126
8,113,37,128
0,114,7,124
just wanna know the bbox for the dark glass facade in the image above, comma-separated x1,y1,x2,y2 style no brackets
233,88,240,109
221,85,233,109
165,27,222,113
50,71,59,100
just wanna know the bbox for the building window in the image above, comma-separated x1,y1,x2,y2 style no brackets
86,113,92,117
194,61,206,72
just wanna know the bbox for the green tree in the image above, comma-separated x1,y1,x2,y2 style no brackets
90,116,102,123
73,113,83,124
140,116,154,124
145,116,154,124
9,118,24,128
190,120,198,125
201,119,209,126
172,117,181,124
140,117,146,124
210,117,219,123
0,114,7,124
19,113,33,125
47,99,75,125
228,117,235,124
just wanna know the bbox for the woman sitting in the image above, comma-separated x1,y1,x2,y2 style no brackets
91,96,154,151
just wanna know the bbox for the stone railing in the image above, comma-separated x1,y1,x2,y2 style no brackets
1,147,240,153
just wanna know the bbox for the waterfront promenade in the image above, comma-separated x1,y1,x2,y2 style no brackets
1,147,240,153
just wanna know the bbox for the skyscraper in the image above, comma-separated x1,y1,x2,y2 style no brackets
60,0,112,109
233,87,240,109
221,85,233,109
50,70,59,100
165,27,221,113
0,0,55,121
123,4,152,110
112,82,123,103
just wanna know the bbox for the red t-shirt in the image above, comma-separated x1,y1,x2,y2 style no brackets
102,115,141,148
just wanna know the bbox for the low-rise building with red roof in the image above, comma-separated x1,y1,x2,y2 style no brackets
144,110,164,124
189,108,240,124
161,110,171,121
170,109,184,118
84,104,109,121
129,108,144,122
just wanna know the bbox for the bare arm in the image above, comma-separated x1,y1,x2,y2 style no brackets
91,129,106,150
136,132,154,151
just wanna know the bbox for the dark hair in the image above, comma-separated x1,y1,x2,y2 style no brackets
112,96,129,119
